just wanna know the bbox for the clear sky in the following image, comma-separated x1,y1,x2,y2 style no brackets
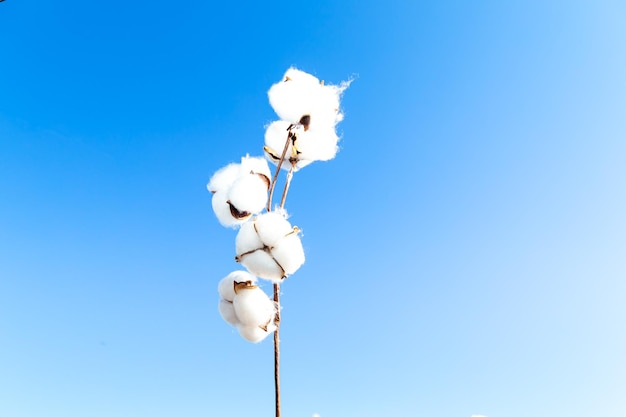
1,1,625,417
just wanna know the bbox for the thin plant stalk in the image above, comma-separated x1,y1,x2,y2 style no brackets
279,164,295,209
273,154,297,417
266,126,297,417
273,282,281,417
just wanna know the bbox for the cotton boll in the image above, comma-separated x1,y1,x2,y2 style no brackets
271,232,305,276
264,120,295,169
227,175,268,216
265,120,340,169
238,249,284,281
207,163,240,194
239,155,271,182
218,299,240,327
268,68,348,129
237,324,273,343
212,190,249,227
232,286,276,327
218,270,257,302
254,212,294,248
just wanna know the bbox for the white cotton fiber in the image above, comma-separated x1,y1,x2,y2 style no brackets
218,299,240,327
218,270,257,302
268,69,319,123
238,249,284,281
254,212,293,248
212,190,247,227
235,220,263,255
207,163,240,193
271,232,305,276
237,323,273,343
227,175,268,215
208,156,272,228
268,68,348,130
234,212,304,281
282,67,321,85
232,286,276,327
264,122,316,171
264,121,294,161
239,155,271,181
292,127,340,162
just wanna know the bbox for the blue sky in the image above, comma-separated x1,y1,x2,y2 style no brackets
1,1,625,416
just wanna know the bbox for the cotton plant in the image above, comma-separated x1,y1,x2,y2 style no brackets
207,67,349,417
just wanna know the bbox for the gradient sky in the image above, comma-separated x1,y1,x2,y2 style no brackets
1,1,625,417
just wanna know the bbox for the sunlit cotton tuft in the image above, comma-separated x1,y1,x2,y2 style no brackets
207,163,240,194
217,271,277,343
207,156,271,227
235,212,305,282
268,68,348,130
264,69,350,171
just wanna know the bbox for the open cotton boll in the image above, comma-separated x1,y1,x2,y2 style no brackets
264,121,314,171
263,120,313,171
268,68,348,129
271,232,305,276
264,120,339,169
235,212,305,281
239,155,271,181
238,250,284,281
237,323,274,343
254,212,294,248
212,190,249,227
207,163,240,194
218,299,240,326
227,175,269,216
218,270,257,302
232,286,276,327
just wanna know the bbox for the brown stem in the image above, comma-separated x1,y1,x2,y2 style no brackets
274,153,297,417
273,283,281,417
267,127,294,212
268,126,299,417
279,163,295,209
